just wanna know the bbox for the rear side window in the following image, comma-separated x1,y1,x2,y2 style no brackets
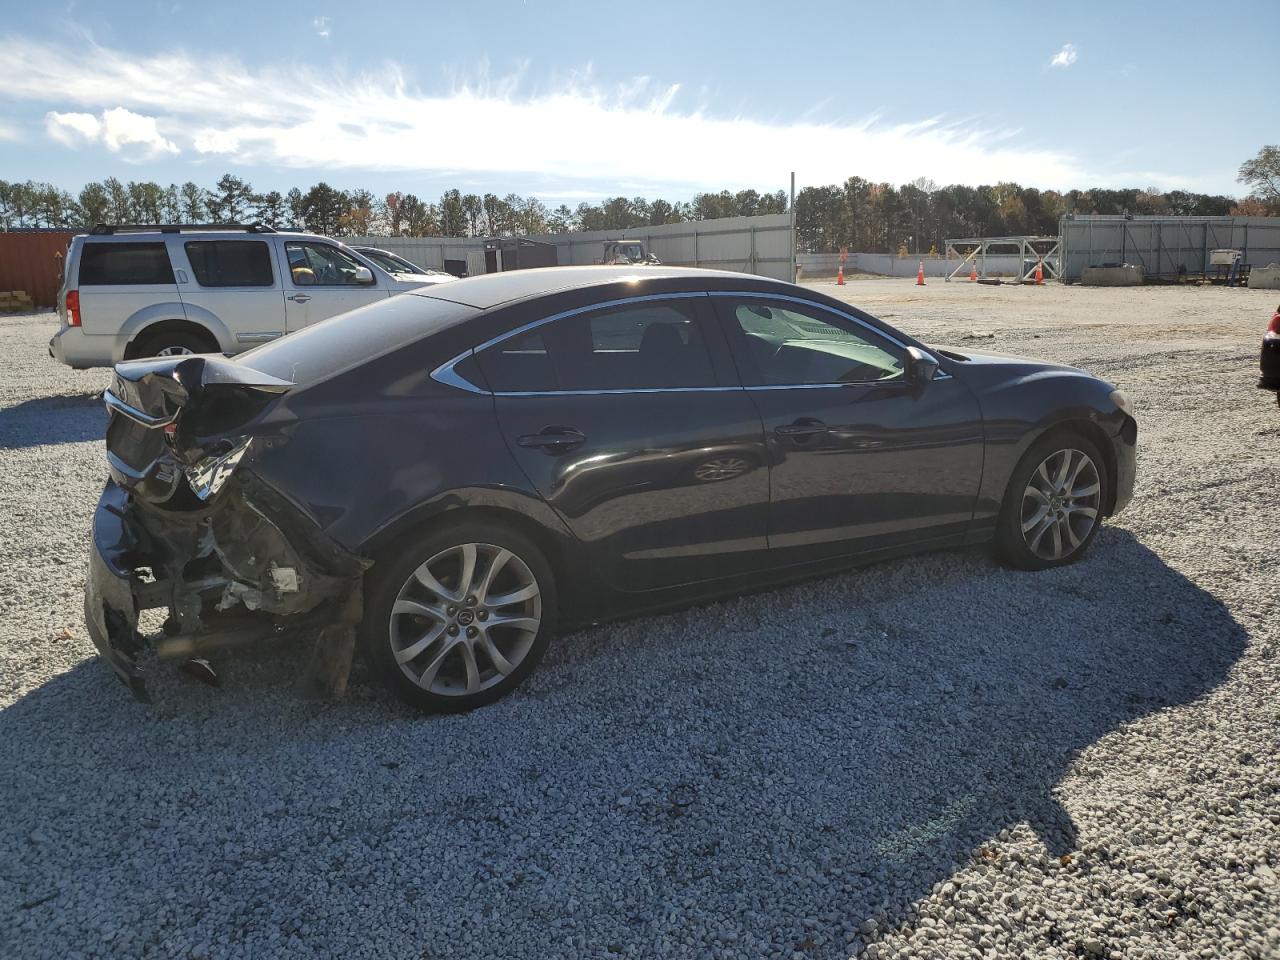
476,300,717,393
78,242,174,285
185,240,274,287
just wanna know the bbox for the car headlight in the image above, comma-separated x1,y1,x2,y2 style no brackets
1109,389,1134,417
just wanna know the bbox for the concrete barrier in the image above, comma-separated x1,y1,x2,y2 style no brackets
1081,264,1144,286
1247,263,1280,289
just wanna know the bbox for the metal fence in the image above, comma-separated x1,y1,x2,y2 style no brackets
1059,215,1280,281
347,213,794,282
797,252,1026,278
0,230,75,307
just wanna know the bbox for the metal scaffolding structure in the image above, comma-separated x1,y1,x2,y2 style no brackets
943,235,1061,283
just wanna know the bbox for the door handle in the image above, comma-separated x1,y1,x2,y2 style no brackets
288,294,311,303
517,427,586,451
774,418,828,438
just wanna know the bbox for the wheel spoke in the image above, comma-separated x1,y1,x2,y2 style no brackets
479,631,515,676
418,636,458,686
1051,451,1073,491
413,563,458,602
1072,481,1100,498
459,642,480,693
485,582,538,608
1062,516,1082,549
1065,452,1089,490
1021,504,1050,533
1048,518,1063,558
1069,505,1098,521
487,614,539,633
475,548,512,604
457,543,478,600
392,598,447,621
395,622,446,664
1028,514,1054,552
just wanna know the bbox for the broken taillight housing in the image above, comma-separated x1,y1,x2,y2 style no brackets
66,290,81,327
183,437,253,501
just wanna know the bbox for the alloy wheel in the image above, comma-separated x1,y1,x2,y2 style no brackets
1020,448,1101,562
388,542,541,696
155,345,196,357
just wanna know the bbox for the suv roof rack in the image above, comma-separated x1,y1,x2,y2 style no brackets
89,223,277,235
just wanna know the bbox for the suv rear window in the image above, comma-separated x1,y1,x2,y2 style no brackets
78,242,174,285
185,240,274,287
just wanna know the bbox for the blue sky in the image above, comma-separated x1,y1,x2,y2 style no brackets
0,0,1274,206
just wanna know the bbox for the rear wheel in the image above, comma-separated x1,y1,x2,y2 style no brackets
361,520,557,712
995,431,1108,570
133,329,219,358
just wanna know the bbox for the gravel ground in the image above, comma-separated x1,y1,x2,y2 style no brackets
1,280,1277,960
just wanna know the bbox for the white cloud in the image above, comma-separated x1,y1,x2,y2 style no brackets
1050,43,1078,68
45,106,178,158
0,36,1182,192
312,16,330,38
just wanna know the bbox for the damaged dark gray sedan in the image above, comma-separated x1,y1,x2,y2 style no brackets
87,266,1136,711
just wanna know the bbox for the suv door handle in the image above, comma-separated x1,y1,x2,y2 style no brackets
288,294,311,303
517,427,586,451
774,418,828,438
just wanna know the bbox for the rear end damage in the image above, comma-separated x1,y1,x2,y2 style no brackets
86,355,369,702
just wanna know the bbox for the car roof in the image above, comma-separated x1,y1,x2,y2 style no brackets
410,265,778,310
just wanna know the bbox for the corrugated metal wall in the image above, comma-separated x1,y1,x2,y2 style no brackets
1059,216,1280,280
0,231,75,307
797,252,1026,278
347,213,794,281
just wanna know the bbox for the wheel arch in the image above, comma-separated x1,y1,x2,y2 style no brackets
123,317,224,359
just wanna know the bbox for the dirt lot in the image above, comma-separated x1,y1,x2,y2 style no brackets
1,279,1277,960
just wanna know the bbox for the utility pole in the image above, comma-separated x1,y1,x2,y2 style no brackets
789,171,797,283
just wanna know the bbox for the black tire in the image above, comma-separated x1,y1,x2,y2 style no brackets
360,518,558,713
995,430,1108,571
133,329,219,359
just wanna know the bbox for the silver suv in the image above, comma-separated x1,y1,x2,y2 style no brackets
50,224,456,368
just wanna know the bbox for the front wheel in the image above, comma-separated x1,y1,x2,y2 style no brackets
361,520,557,712
995,431,1108,570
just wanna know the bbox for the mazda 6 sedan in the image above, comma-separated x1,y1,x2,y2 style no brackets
87,266,1137,711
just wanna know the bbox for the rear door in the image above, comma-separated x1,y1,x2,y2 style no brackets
277,239,387,331
711,294,984,560
75,239,182,337
168,237,282,351
475,294,770,591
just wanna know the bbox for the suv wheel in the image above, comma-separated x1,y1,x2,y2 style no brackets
134,330,218,358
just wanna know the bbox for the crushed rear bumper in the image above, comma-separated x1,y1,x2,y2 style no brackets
84,474,370,702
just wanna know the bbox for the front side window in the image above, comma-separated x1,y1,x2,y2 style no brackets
185,240,274,287
476,300,718,393
729,301,903,385
284,242,370,286
79,242,174,285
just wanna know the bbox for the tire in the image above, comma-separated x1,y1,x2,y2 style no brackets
133,329,219,359
995,430,1108,571
360,519,558,713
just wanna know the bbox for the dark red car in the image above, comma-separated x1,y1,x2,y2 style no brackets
1261,305,1280,403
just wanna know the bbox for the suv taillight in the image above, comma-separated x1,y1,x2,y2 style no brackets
1267,310,1280,341
66,290,81,327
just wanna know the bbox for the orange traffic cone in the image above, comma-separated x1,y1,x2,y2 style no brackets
916,261,926,286
1034,259,1044,285
969,262,978,282
836,265,845,286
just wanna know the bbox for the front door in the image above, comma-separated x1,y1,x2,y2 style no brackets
711,294,984,560
278,240,386,331
476,294,770,592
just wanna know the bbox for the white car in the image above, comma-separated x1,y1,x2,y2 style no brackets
49,225,456,368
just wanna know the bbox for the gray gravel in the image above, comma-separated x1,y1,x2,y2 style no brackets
1,281,1277,960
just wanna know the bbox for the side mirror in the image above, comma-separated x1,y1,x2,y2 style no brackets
353,265,375,285
905,346,940,384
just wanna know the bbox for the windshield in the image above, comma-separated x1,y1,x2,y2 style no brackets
359,249,431,275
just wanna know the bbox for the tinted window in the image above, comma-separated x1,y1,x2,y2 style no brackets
285,242,369,286
475,330,557,392
185,240,275,287
730,302,903,385
476,300,717,393
360,249,426,274
237,294,477,385
79,242,174,285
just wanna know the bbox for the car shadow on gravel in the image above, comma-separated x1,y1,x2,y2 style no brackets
0,528,1249,959
0,393,105,449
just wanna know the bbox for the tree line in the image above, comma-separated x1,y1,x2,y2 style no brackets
1,145,1275,253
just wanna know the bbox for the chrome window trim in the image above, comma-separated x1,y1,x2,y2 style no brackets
428,288,950,396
